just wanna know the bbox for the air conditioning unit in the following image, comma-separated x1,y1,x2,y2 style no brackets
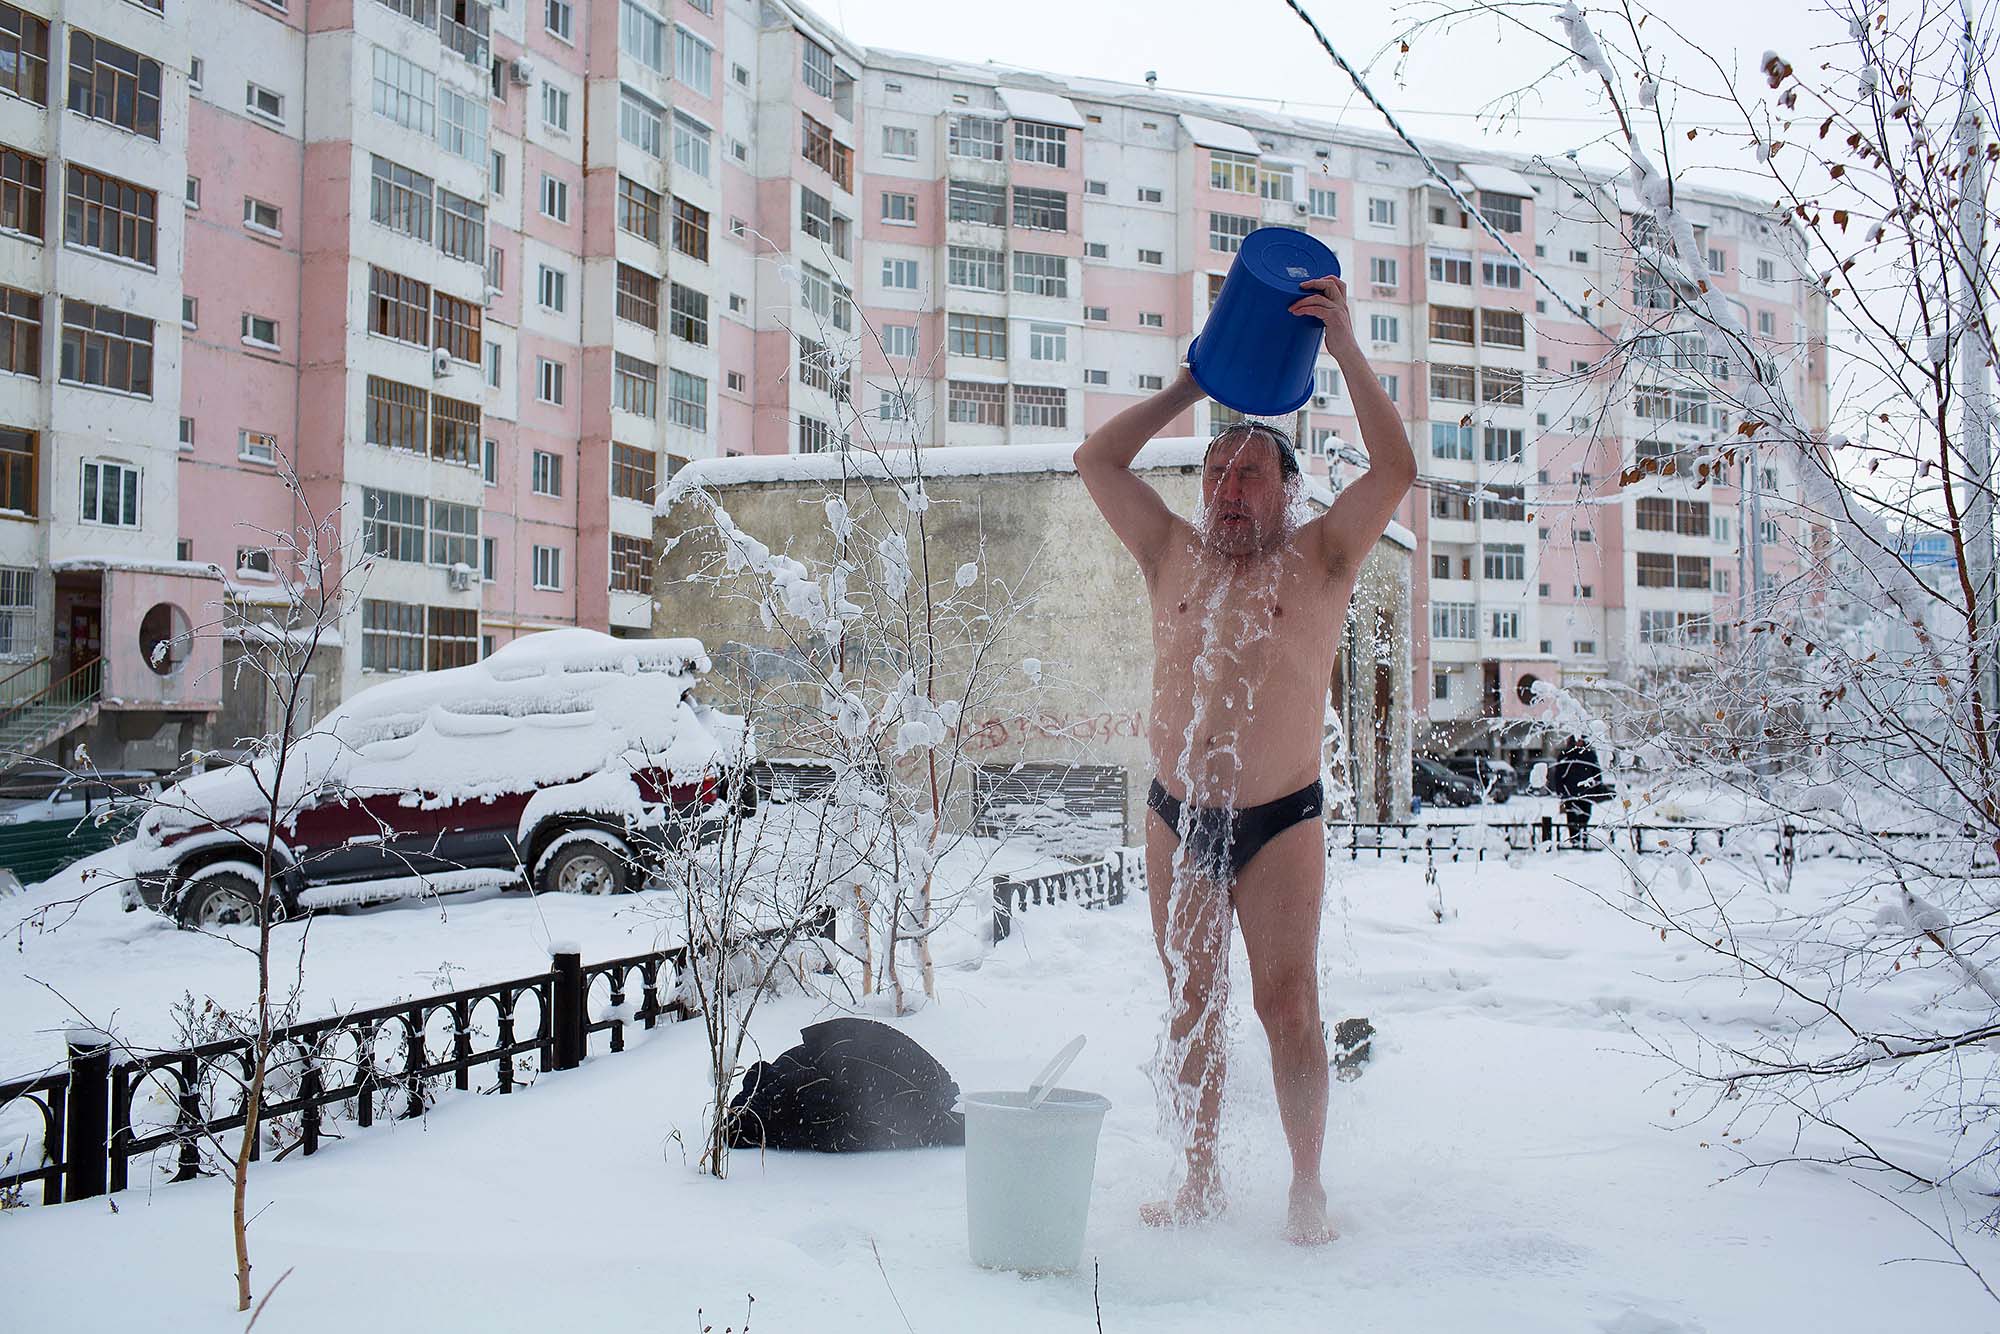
1292,200,1310,216
509,57,534,86
448,564,474,592
1312,394,1330,408
432,346,452,378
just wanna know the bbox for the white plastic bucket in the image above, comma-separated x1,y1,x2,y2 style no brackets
962,1088,1112,1273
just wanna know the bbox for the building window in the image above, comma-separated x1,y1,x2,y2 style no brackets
1367,196,1396,226
881,191,917,224
370,156,433,241
614,353,657,418
948,379,1004,426
1139,311,1164,329
1482,257,1523,289
614,264,660,329
542,81,571,132
1308,187,1337,218
1208,211,1254,253
238,429,277,464
668,369,707,432
531,544,562,589
795,414,837,453
1012,383,1066,429
537,265,566,313
481,436,497,485
664,197,709,264
618,0,665,69
437,190,484,263
948,244,1003,292
609,533,653,595
432,293,480,362
371,46,435,134
0,148,41,239
60,300,152,396
361,599,424,673
539,172,570,223
489,149,505,196
947,313,1006,359
1428,305,1474,344
947,179,1006,226
1011,250,1068,298
545,0,572,40
1027,323,1067,362
0,428,34,516
361,487,426,561
1428,249,1472,285
1481,542,1525,581
1483,426,1524,462
80,457,139,526
675,24,712,96
530,449,562,496
611,441,656,503
1481,484,1525,521
948,113,1003,161
1014,120,1067,167
1480,309,1525,348
1489,610,1521,640
1477,192,1523,233
673,110,711,177
368,266,430,344
1429,422,1473,460
881,257,918,291
536,357,563,404
619,84,665,156
67,32,162,140
668,282,707,345
0,6,49,107
881,324,918,359
1429,364,1474,403
1431,602,1475,640
58,166,156,268
612,176,660,244
365,376,428,453
883,125,917,158
0,287,37,377
800,35,833,97
245,82,284,125
1208,150,1257,193
1369,256,1398,288
1012,185,1068,232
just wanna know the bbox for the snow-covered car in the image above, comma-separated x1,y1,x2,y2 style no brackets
127,630,749,927
0,768,160,827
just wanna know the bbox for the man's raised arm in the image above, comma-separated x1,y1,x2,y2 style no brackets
1075,369,1206,577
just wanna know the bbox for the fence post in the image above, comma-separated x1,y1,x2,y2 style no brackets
551,950,585,1072
1538,814,1553,848
992,876,1015,944
62,1030,112,1202
1781,824,1796,878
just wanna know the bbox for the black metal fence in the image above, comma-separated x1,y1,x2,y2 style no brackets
1329,819,1980,871
991,849,1143,943
0,914,831,1210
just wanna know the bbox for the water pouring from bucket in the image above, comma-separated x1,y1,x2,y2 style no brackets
962,1035,1109,1273
1187,227,1343,417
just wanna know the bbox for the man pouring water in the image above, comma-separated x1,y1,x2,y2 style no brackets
1076,252,1414,1245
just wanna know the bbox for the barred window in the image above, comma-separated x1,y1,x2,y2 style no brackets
1011,384,1066,429
68,31,162,140
1429,364,1474,402
610,533,652,594
1480,308,1524,348
670,195,708,260
668,282,707,345
366,376,428,454
1011,251,1067,298
1429,305,1474,343
60,299,152,396
947,179,1006,226
362,599,425,672
1636,552,1675,588
371,46,436,134
361,488,426,562
0,561,30,654
610,442,656,503
618,175,662,242
436,189,484,261
614,353,657,418
668,369,707,432
369,156,433,241
948,379,1004,426
0,147,42,238
429,499,479,568
0,286,37,377
948,245,1004,291
1013,120,1066,167
1012,186,1067,232
948,313,1006,359
1481,367,1524,405
1209,150,1258,193
0,5,49,106
616,263,659,328
427,606,478,670
948,113,1003,160
432,292,480,362
369,266,431,344
429,393,478,466
0,428,33,516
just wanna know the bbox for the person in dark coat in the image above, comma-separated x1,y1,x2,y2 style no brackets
1547,737,1611,847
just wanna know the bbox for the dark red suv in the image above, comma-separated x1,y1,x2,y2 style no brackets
127,630,748,927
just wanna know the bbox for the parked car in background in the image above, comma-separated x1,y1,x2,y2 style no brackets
1444,755,1519,803
128,630,749,928
0,767,160,827
1413,756,1480,808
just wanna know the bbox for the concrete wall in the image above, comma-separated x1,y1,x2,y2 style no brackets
654,456,1413,840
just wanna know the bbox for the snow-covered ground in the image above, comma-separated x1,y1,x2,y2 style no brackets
5,837,1998,1331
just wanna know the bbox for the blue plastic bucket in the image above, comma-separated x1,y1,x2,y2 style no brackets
1187,227,1342,416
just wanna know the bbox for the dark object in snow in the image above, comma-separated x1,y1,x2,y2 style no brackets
1329,1017,1374,1081
728,1018,966,1152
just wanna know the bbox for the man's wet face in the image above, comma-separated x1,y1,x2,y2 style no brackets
1201,431,1290,556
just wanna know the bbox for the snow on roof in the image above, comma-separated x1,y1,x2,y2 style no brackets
143,629,723,836
659,440,1416,551
997,87,1085,129
51,556,226,581
1461,162,1538,198
1178,113,1260,155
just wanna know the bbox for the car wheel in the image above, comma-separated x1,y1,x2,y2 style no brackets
541,838,631,896
179,870,266,928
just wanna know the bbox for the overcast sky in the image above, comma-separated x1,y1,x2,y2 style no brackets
816,0,1851,187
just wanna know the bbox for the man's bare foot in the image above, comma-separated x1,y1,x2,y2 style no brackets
1139,1176,1226,1228
1285,1181,1337,1246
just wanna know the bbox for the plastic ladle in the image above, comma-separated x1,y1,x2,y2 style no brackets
1024,1035,1087,1110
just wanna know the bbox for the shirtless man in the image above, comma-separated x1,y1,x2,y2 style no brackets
1076,275,1415,1245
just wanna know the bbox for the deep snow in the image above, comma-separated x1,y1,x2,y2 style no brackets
4,836,1998,1332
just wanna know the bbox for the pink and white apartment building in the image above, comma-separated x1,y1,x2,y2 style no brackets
0,0,1821,772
